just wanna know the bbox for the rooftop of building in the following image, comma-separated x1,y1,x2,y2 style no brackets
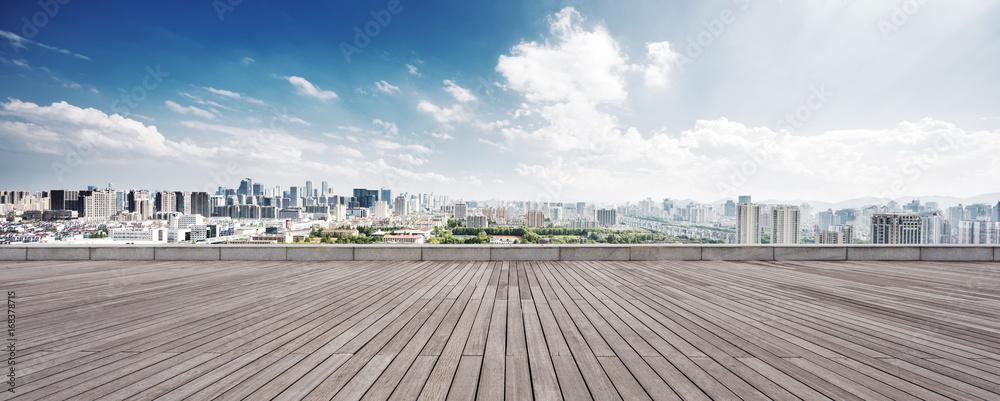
3,258,999,399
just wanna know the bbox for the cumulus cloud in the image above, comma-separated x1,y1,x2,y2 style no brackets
164,101,215,119
285,76,338,100
643,41,680,87
429,132,453,140
496,8,629,104
406,64,422,76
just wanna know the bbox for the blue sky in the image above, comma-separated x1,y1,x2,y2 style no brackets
1,0,999,203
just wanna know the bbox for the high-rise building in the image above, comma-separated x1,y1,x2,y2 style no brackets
79,189,117,221
252,183,263,197
550,207,562,222
816,209,835,231
526,210,546,227
237,178,253,197
454,202,468,220
394,195,407,216
190,192,211,217
321,181,330,196
50,190,80,211
736,202,761,244
817,225,853,244
958,220,1000,244
596,208,617,227
380,188,392,208
921,212,945,245
724,200,736,217
871,214,923,244
372,201,389,218
353,188,379,208
770,206,800,244
466,215,488,228
128,190,154,220
155,191,177,213
738,195,752,204
662,199,673,214
305,181,313,199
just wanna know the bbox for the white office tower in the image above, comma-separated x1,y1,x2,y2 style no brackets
372,201,389,218
770,206,800,244
736,203,761,244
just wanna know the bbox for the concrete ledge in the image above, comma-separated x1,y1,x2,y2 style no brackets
702,246,774,261
774,246,847,261
561,246,630,261
0,247,27,261
91,247,155,261
221,246,287,261
492,246,559,261
27,247,91,261
422,246,491,261
355,246,422,261
848,246,921,261
921,246,995,262
996,247,1000,262
630,246,702,261
287,246,354,261
154,246,221,261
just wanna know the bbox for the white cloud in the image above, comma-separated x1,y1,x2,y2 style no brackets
372,119,399,135
443,80,476,102
374,80,400,95
0,30,91,60
203,87,264,105
406,64,422,76
496,8,629,104
397,154,428,166
0,55,29,69
372,139,433,154
417,101,468,127
643,41,679,87
164,101,215,119
241,57,255,65
328,144,364,158
429,132,453,140
285,76,338,100
204,87,240,99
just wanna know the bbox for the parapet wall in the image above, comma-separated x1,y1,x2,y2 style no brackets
1,245,999,262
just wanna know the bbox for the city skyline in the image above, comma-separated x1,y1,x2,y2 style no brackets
2,1,1000,202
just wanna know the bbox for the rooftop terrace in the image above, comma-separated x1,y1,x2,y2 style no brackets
2,258,999,400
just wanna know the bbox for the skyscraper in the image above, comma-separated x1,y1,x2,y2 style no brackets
305,181,313,198
394,195,407,216
237,178,252,197
380,188,392,208
321,181,329,196
770,206,800,244
738,195,752,204
79,189,117,221
155,192,177,213
736,202,761,244
724,200,736,217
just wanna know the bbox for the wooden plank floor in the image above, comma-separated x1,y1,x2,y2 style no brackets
2,259,999,400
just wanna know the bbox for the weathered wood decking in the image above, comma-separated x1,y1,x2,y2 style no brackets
2,260,999,400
